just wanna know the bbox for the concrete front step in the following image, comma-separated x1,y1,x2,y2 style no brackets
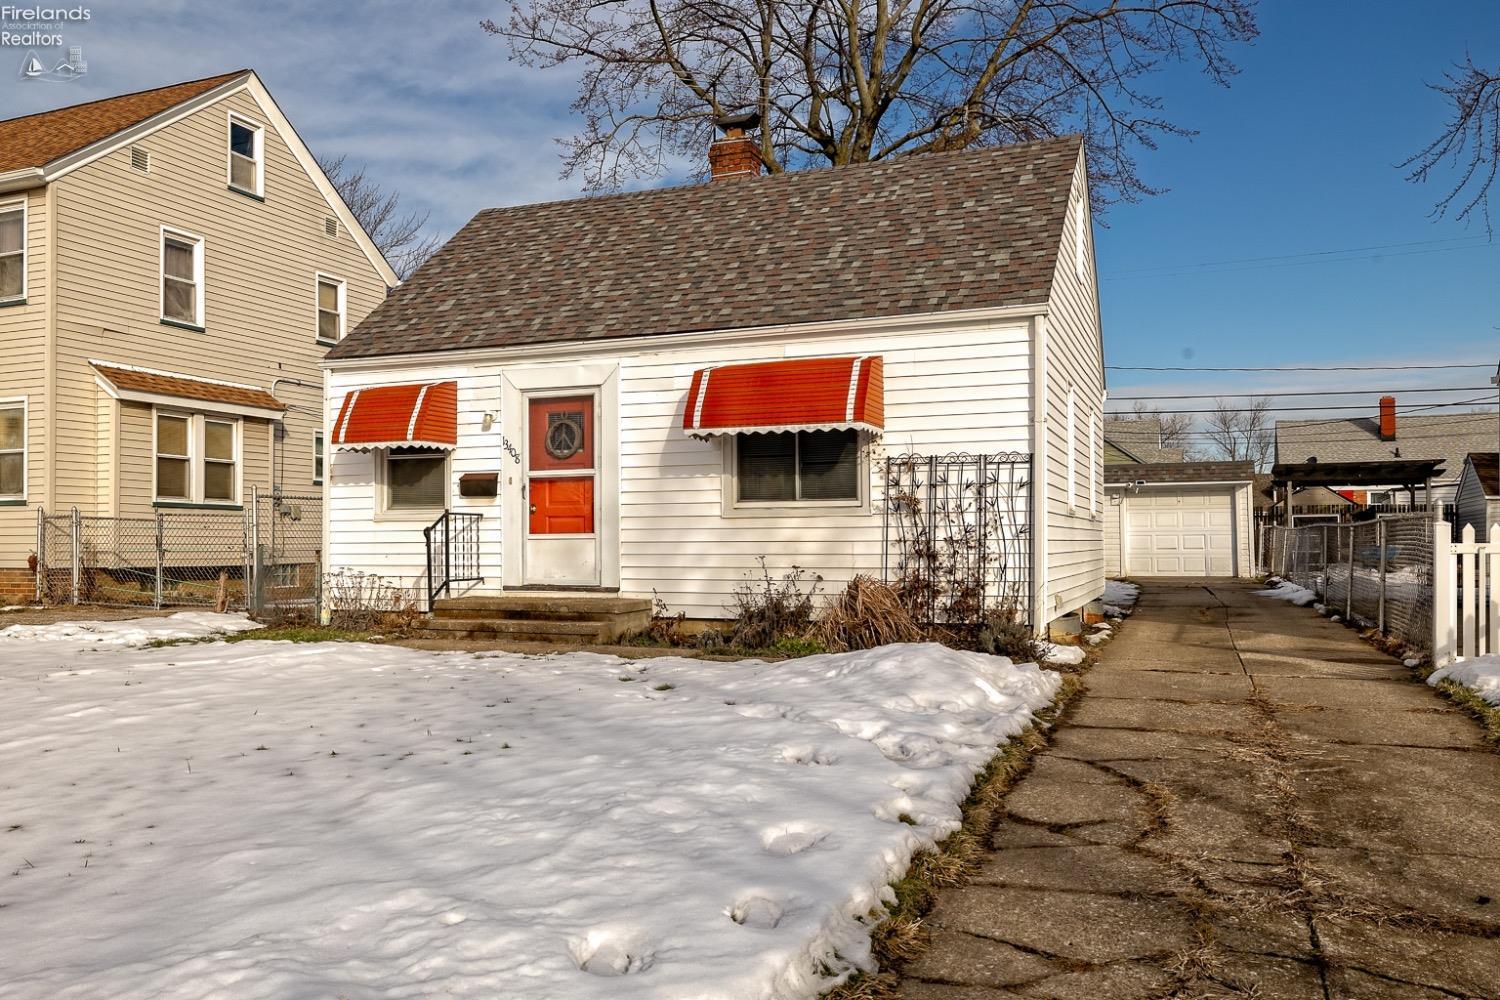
420,594,652,643
409,617,617,643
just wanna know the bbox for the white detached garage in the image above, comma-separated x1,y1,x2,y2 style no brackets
1104,462,1256,578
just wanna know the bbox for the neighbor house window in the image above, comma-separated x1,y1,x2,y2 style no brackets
155,413,192,500
161,228,204,327
0,401,25,499
227,114,264,196
0,201,24,302
313,431,325,485
155,411,240,504
316,275,345,343
736,429,859,504
203,418,237,502
1065,385,1077,508
386,447,447,509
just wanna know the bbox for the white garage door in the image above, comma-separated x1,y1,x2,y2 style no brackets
1124,489,1236,576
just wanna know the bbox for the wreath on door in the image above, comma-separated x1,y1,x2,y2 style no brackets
545,412,585,460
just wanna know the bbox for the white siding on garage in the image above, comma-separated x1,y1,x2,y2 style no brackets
1454,462,1500,542
325,317,1039,618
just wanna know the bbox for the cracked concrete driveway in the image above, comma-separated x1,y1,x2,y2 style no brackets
897,579,1500,1000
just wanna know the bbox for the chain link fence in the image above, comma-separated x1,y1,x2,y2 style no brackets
35,489,322,621
1264,513,1435,653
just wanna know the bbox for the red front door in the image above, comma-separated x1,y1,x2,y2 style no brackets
527,395,596,535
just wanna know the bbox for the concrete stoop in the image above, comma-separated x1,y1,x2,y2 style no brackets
410,595,652,644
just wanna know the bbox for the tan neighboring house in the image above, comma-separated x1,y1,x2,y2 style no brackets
0,70,396,600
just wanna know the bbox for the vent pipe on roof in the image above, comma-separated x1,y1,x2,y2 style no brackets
1378,395,1397,441
709,110,763,182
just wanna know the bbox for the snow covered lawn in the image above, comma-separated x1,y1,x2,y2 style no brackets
1429,655,1500,707
0,614,1060,999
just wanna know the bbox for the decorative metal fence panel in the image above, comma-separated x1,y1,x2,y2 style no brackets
35,489,323,619
881,452,1032,626
1264,513,1436,653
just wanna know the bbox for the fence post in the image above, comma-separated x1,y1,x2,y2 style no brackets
1433,520,1457,666
249,485,262,616
1376,519,1387,634
34,506,44,604
70,506,81,605
154,513,165,609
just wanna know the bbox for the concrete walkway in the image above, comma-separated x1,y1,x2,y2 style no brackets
898,579,1500,1000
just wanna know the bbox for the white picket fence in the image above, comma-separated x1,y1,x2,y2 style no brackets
1433,522,1500,666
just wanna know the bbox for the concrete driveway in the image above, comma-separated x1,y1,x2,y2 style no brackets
898,579,1500,999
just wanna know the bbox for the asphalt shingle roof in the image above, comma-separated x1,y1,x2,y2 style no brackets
1105,461,1254,485
0,71,248,173
327,136,1083,360
1274,413,1497,483
1103,418,1185,464
1468,452,1499,496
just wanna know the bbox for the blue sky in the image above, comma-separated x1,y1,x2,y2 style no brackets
4,1,1497,418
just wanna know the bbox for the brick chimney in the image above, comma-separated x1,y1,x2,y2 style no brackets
1378,395,1397,441
709,110,762,182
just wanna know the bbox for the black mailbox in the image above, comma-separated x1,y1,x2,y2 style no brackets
458,472,499,498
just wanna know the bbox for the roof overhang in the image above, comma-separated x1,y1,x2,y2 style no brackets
1270,459,1446,487
682,356,884,437
0,168,46,194
331,381,458,451
91,360,286,419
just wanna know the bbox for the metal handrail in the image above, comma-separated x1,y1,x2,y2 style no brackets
424,510,483,607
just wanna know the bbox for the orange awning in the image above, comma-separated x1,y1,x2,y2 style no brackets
331,381,458,451
682,356,884,436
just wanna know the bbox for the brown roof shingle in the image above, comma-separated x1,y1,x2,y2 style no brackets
1105,461,1255,485
92,363,283,412
1275,413,1496,485
0,71,248,173
327,136,1083,361
1469,452,1499,495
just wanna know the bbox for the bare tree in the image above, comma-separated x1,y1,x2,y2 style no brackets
1128,400,1194,453
484,0,1259,201
318,154,441,280
1402,55,1500,234
1202,396,1272,469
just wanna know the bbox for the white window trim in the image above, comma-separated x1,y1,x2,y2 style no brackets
720,430,870,518
378,447,450,520
315,272,346,345
0,198,26,304
1089,411,1098,513
1073,196,1087,282
159,226,205,328
226,112,265,197
0,396,28,501
152,409,242,506
1065,384,1077,510
202,416,240,505
313,430,325,485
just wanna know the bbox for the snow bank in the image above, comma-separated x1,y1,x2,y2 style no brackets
1254,580,1317,607
1428,656,1500,707
1042,642,1086,665
0,635,1059,999
0,611,260,645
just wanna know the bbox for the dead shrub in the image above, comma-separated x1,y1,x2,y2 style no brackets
644,589,687,645
324,570,420,633
976,608,1046,663
813,576,924,652
725,558,821,648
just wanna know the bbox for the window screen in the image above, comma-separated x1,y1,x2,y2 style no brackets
156,414,190,500
736,429,859,503
798,429,859,500
0,207,24,300
388,448,447,508
0,404,22,497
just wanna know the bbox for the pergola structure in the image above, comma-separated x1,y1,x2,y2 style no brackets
1268,459,1446,526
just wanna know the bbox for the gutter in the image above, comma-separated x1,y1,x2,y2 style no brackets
0,168,45,194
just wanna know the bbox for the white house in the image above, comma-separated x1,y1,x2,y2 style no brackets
320,132,1105,632
1455,453,1500,541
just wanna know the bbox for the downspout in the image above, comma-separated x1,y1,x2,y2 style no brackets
1029,313,1049,637
43,183,58,512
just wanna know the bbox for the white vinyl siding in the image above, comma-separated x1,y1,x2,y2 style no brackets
326,320,1037,616
0,200,25,302
1065,385,1077,509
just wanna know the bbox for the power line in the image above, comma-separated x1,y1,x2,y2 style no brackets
1107,396,1495,417
1109,385,1493,401
1106,362,1495,373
